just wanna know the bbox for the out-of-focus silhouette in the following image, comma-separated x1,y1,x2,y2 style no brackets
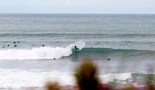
74,58,110,90
46,81,60,90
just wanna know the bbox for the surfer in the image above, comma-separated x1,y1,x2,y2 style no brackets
13,41,16,44
107,58,110,61
74,46,78,50
42,44,45,47
18,41,20,43
74,45,80,52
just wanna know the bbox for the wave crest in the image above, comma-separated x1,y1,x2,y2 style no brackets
0,40,85,60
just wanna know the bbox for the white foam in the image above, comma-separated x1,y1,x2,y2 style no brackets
0,40,85,60
0,69,133,88
99,73,132,83
0,69,75,88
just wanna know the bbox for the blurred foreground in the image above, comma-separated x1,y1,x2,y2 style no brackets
46,58,155,90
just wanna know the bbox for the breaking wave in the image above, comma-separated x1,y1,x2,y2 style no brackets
0,40,85,60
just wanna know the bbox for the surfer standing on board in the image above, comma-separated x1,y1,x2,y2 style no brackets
74,46,78,50
74,46,80,51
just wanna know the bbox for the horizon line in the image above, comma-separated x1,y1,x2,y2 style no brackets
0,13,155,15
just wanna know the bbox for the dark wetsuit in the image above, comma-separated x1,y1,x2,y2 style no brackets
74,46,78,50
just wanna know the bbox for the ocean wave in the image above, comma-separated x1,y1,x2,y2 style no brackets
1,69,153,89
0,41,154,60
0,40,85,60
0,69,132,88
82,47,155,52
69,47,155,61
71,47,155,57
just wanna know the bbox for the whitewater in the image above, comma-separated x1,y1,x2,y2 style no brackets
0,40,85,60
0,14,155,89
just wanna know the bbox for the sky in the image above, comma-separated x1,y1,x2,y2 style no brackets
0,0,155,14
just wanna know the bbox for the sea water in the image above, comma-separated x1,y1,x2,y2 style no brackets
0,14,155,88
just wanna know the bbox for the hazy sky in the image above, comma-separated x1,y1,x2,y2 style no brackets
0,0,155,14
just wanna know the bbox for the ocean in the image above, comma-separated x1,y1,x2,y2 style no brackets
0,14,155,89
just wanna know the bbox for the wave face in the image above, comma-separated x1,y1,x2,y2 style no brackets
0,40,85,60
70,47,155,61
0,46,153,60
